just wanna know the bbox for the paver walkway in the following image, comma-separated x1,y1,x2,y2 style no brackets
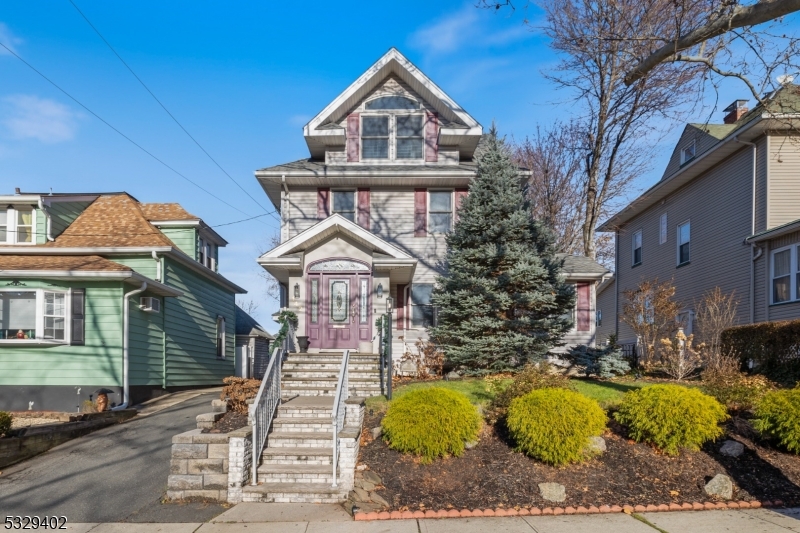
60,504,800,532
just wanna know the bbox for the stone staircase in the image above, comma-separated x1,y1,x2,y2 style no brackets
241,352,380,503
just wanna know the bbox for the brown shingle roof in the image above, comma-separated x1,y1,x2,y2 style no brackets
0,255,131,272
140,203,199,221
45,195,177,248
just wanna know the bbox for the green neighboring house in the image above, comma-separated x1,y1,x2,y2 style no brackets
0,190,246,411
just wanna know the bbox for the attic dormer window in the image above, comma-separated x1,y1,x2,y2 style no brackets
365,96,419,110
681,140,696,165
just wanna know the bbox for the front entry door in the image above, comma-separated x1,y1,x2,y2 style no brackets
324,275,358,349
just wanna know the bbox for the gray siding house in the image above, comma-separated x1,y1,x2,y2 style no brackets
599,89,800,344
256,48,609,358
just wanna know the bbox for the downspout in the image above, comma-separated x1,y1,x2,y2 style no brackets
151,250,161,282
37,198,55,242
113,282,147,410
736,137,757,324
281,174,289,243
614,230,619,340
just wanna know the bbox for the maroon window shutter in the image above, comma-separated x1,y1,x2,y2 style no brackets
346,113,360,162
317,188,330,219
454,188,468,221
576,282,591,332
425,111,438,162
414,189,427,237
396,284,407,330
357,188,370,230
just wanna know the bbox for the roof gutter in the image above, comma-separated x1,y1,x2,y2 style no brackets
735,136,759,324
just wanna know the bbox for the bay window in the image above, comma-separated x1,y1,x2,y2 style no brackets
0,289,73,342
772,245,798,304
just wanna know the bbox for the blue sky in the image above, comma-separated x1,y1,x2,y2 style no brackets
0,1,782,330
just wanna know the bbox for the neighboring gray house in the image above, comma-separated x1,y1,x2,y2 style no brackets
599,89,800,344
595,275,616,345
255,48,610,357
234,305,273,379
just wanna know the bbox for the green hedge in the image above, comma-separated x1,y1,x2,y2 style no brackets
754,388,800,454
720,319,800,384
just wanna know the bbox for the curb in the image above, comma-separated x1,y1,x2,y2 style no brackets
353,500,784,521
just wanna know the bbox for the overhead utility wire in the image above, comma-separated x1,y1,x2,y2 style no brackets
68,0,279,222
0,41,269,226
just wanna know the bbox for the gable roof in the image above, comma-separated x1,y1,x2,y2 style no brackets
303,48,482,159
235,305,274,339
557,254,611,279
44,194,177,248
140,203,199,222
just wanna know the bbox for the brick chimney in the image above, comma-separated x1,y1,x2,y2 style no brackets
723,100,749,124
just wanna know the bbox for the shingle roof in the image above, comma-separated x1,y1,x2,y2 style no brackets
687,123,736,140
140,203,199,221
235,305,274,339
557,254,611,277
44,194,177,248
0,255,130,272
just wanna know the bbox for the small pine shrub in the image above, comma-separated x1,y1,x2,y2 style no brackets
490,363,574,416
0,411,11,437
382,388,481,463
614,385,728,455
702,367,775,411
506,388,607,466
568,345,631,378
753,388,800,454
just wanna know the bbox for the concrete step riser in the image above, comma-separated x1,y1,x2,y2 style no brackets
268,438,333,448
273,424,334,433
262,458,332,465
258,473,335,484
242,493,345,504
278,409,333,417
282,365,379,371
282,372,380,378
282,381,380,388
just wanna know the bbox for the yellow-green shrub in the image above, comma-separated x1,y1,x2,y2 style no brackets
490,363,574,416
506,388,607,466
0,411,11,437
382,388,481,463
614,385,728,456
702,368,775,411
753,388,800,454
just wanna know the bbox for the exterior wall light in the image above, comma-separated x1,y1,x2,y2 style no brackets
377,283,383,299
293,283,300,300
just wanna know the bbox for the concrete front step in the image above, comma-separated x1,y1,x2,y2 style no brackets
257,463,338,484
282,363,379,371
241,482,348,503
272,417,336,433
260,446,333,465
267,431,334,447
281,387,381,397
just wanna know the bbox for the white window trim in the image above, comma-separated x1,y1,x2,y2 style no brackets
677,220,691,266
359,111,425,163
0,206,37,245
0,288,71,344
632,229,643,266
680,140,696,165
770,244,798,305
428,190,454,234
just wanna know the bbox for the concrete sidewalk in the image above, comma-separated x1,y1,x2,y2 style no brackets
62,504,800,532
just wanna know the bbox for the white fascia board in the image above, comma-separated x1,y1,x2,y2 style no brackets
0,195,41,204
198,224,229,247
439,126,483,138
260,214,412,260
597,116,765,232
255,168,477,179
372,258,418,269
563,272,610,280
0,270,183,297
304,48,481,137
165,247,247,294
150,220,201,227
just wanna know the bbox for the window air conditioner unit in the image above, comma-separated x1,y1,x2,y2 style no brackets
140,297,161,313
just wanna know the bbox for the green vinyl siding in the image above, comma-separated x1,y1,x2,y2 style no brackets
163,258,235,386
35,208,46,244
113,255,159,280
47,200,94,238
128,290,166,386
0,280,124,386
160,226,197,258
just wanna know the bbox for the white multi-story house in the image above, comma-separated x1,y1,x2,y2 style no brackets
256,49,610,355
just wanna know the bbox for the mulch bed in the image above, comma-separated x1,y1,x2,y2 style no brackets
201,411,248,434
358,411,800,511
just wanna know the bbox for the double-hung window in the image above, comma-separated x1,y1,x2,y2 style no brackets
362,116,390,159
429,191,453,233
632,230,642,266
216,316,226,358
0,206,36,244
332,191,356,222
396,115,424,159
360,96,424,162
0,289,77,343
677,221,691,265
410,284,436,328
772,246,795,304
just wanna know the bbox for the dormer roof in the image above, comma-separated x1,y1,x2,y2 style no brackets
303,48,482,159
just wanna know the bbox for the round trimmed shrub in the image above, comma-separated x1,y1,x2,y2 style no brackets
614,385,728,456
381,388,481,463
753,388,800,454
0,411,11,437
506,388,607,466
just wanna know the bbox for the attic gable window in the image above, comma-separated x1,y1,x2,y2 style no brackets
0,206,35,245
362,116,389,159
681,140,696,165
365,96,419,110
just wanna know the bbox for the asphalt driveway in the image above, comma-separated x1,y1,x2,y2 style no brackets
0,392,230,522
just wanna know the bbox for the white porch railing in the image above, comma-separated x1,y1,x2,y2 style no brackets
250,320,293,485
331,349,350,488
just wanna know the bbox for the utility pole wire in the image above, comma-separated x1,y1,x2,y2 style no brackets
0,40,271,227
68,0,279,222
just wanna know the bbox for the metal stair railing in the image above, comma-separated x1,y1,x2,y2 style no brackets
330,349,350,488
249,320,293,485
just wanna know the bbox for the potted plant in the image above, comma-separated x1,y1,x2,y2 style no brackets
296,336,310,353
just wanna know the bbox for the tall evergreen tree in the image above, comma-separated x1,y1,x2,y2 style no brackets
430,130,575,374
